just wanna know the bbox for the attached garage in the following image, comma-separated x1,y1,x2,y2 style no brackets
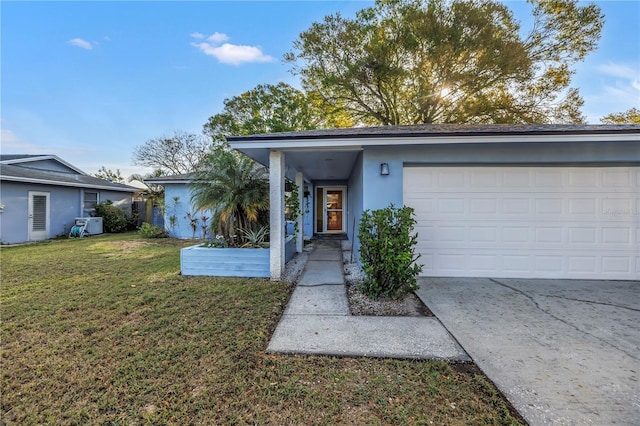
404,166,639,280
231,123,639,280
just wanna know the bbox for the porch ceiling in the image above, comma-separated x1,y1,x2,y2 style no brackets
237,148,362,182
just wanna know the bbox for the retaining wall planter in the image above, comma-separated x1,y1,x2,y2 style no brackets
181,236,296,277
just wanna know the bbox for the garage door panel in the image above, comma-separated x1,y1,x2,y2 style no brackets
569,198,597,215
568,256,597,273
602,169,634,187
568,170,597,187
404,166,639,280
601,227,632,244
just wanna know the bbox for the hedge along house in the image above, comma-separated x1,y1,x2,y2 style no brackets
0,154,138,244
228,124,640,281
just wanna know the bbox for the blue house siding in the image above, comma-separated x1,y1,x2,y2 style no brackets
0,182,134,244
0,182,81,243
0,182,31,244
361,140,640,212
302,183,314,239
346,152,363,255
162,183,213,239
347,140,640,263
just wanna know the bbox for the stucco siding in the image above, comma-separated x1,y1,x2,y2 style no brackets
163,184,212,239
50,186,83,237
362,140,640,213
302,183,314,239
0,182,134,244
1,182,81,243
0,182,30,243
347,152,364,257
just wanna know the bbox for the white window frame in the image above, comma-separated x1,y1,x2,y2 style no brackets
83,191,99,217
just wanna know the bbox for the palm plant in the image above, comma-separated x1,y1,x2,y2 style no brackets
189,148,269,245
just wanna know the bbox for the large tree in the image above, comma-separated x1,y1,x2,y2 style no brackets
601,108,640,124
132,131,213,175
285,0,603,125
94,166,125,183
203,82,352,141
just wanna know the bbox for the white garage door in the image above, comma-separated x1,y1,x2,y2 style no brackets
403,166,639,280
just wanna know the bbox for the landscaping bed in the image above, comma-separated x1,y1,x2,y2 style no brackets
341,240,433,317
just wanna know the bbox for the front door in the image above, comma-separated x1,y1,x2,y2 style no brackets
28,191,50,241
316,187,346,233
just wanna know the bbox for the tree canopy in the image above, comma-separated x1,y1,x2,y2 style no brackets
601,108,640,124
203,82,352,141
94,166,124,183
132,131,214,175
285,0,603,125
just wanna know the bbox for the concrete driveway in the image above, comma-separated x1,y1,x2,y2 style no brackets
415,277,640,426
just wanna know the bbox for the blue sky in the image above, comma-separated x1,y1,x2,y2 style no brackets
2,1,639,180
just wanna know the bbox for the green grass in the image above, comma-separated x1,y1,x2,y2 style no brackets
1,233,524,425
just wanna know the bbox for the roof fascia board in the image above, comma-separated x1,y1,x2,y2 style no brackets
143,180,192,184
0,175,138,192
229,133,639,150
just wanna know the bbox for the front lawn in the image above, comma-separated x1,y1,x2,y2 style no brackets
1,233,524,425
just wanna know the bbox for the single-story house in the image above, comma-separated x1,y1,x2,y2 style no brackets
228,124,640,281
0,154,138,244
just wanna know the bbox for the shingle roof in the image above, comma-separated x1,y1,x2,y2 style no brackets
228,123,640,141
0,164,138,192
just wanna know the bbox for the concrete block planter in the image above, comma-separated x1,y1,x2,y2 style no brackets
181,236,296,277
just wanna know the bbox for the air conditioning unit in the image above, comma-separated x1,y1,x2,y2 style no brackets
75,217,104,235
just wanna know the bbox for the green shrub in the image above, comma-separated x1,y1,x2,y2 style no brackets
358,204,423,299
95,200,129,233
138,223,168,238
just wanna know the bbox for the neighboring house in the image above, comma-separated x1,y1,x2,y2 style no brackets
0,154,138,244
143,173,208,239
228,124,640,281
145,174,308,240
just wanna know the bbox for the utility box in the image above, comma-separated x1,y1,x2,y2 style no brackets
75,217,103,235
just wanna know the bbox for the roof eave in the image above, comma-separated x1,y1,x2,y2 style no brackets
229,132,640,150
0,175,139,192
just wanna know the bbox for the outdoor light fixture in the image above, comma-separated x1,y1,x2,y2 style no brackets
380,163,390,176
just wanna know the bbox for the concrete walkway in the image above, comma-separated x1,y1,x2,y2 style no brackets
267,240,469,360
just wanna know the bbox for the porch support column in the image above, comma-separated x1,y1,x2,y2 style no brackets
269,150,285,280
295,171,304,253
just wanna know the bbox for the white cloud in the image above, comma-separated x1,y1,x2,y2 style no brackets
103,36,111,42
67,38,94,50
190,32,273,66
596,62,640,99
597,63,638,81
206,32,229,43
582,63,640,123
0,128,44,153
1,128,21,145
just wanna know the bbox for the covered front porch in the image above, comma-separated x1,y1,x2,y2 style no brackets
229,139,364,280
